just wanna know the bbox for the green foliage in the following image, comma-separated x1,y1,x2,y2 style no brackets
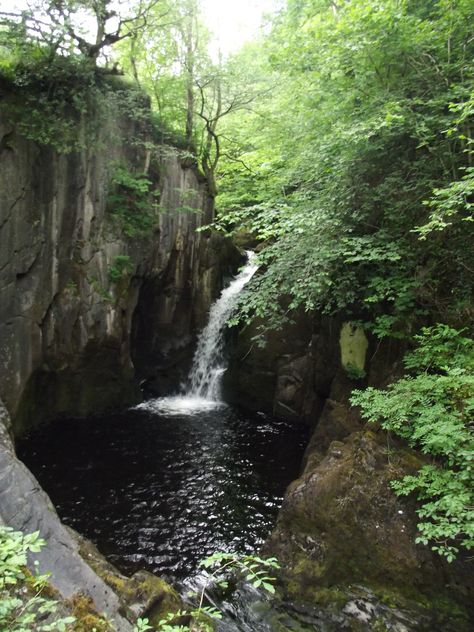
351,325,474,561
156,610,193,632
89,277,113,302
0,14,153,153
134,553,279,631
107,165,157,237
0,526,76,631
344,363,367,381
198,551,279,595
117,0,211,147
416,94,474,238
0,48,96,151
134,618,154,632
108,255,133,282
213,0,474,338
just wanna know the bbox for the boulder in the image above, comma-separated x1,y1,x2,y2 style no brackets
265,427,473,629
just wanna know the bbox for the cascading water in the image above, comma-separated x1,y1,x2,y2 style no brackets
18,249,312,631
187,251,258,400
139,251,258,414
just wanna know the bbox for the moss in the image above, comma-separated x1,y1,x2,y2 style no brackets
282,554,331,602
267,429,473,629
100,572,136,602
75,531,184,626
310,587,348,609
69,594,112,632
146,582,182,626
339,322,368,373
371,618,391,632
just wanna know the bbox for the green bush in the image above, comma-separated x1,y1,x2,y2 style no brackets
107,166,157,237
351,325,474,561
136,553,280,632
0,526,76,631
108,255,133,282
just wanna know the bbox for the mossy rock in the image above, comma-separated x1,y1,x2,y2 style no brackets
131,570,182,626
72,528,184,626
265,428,474,630
69,594,112,632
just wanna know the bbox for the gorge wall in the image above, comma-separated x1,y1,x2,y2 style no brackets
227,316,473,628
0,89,239,626
0,101,237,435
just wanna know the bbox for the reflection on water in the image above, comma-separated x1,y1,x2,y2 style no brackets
18,402,308,583
17,404,454,631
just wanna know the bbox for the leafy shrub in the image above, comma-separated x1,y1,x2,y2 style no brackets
351,325,474,561
108,255,133,282
0,526,76,631
135,553,280,631
107,166,157,237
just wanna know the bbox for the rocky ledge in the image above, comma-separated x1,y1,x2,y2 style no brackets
264,397,473,631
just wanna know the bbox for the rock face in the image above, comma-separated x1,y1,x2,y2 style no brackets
0,93,236,629
243,316,474,628
0,106,237,435
0,399,133,630
225,313,348,421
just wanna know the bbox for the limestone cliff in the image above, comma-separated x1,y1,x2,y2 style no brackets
0,105,237,435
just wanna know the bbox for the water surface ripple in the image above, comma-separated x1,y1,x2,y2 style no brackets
18,403,308,583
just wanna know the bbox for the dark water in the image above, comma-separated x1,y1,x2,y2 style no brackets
17,402,308,583
17,403,456,631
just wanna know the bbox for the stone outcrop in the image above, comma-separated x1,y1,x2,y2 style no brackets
226,311,410,422
242,315,474,629
0,399,132,629
225,312,348,422
0,102,238,435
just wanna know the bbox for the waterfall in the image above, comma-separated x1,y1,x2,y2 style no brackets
186,251,258,401
138,252,258,414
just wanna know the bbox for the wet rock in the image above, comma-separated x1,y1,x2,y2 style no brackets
265,428,473,629
132,230,242,395
224,311,317,418
0,399,132,630
73,530,183,625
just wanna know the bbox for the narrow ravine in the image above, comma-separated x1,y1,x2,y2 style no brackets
17,254,308,629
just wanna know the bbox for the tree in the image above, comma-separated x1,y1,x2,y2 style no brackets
117,3,268,196
1,0,165,64
195,51,270,197
216,0,474,338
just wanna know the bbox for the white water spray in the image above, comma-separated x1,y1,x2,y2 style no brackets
137,252,258,415
187,252,258,400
